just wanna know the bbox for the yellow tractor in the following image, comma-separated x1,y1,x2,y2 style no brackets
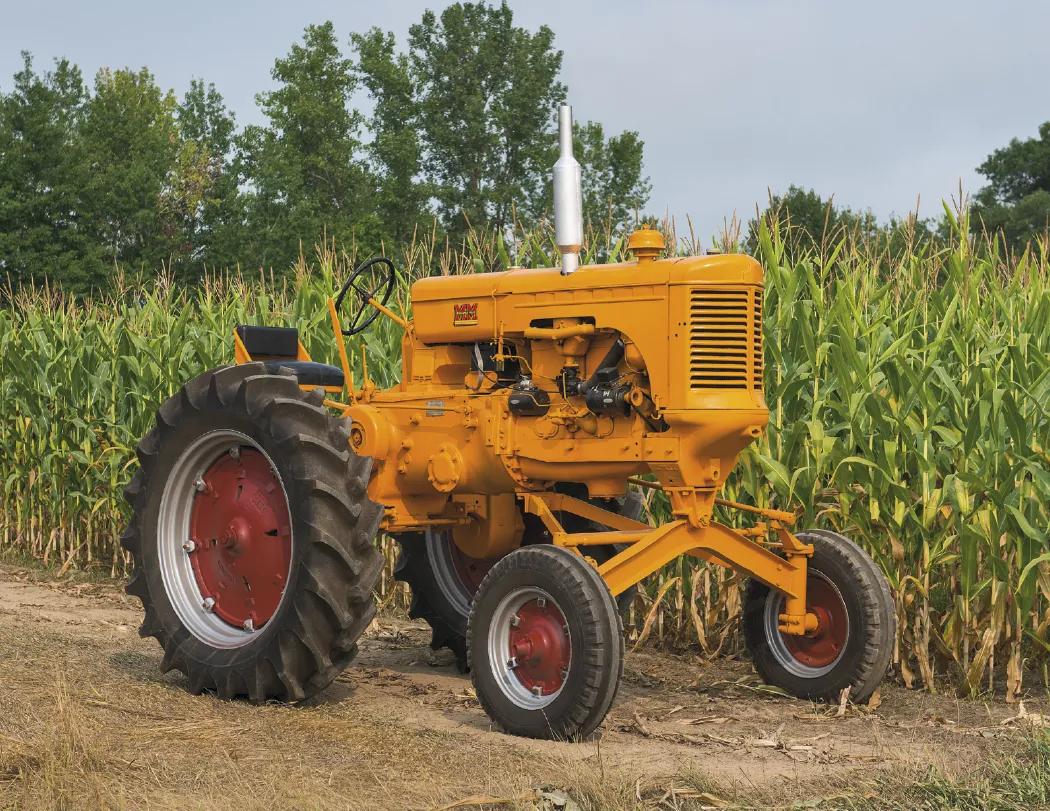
123,105,894,739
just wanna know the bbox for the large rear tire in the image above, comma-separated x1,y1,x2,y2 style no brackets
122,363,383,702
742,529,894,704
468,545,623,739
394,492,644,668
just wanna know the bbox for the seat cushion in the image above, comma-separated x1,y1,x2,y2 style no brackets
262,360,344,388
236,325,299,358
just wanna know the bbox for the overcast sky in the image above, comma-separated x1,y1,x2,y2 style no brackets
3,0,1048,237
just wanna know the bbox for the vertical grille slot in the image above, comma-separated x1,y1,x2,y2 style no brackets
753,290,764,390
689,287,763,391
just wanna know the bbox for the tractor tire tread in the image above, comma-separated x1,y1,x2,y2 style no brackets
122,363,383,704
468,545,623,740
743,530,895,704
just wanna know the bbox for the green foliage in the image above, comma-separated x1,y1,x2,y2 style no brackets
237,22,378,272
746,185,878,254
406,2,565,235
0,55,243,291
0,8,652,289
174,80,243,274
572,120,650,230
352,28,430,247
0,53,103,290
79,67,182,273
745,185,941,268
973,121,1050,247
837,733,1050,810
1,220,1047,698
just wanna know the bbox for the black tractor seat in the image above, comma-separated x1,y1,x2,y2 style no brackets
260,360,344,387
235,325,344,388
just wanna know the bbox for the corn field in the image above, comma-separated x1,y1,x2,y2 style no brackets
1,214,1048,699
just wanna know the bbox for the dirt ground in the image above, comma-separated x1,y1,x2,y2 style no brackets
0,563,1042,811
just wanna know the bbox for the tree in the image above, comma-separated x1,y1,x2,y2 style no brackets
78,67,182,274
746,185,879,255
972,122,1050,247
0,53,104,290
351,28,430,247
407,2,565,236
175,79,244,274
237,22,377,272
573,121,650,229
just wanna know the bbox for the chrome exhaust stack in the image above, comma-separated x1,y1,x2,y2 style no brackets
553,104,583,275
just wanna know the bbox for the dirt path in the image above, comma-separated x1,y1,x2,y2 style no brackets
0,564,1038,810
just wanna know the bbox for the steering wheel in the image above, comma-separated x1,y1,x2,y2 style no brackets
335,257,397,336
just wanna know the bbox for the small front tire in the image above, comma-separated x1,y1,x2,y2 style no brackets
743,529,895,704
468,546,623,740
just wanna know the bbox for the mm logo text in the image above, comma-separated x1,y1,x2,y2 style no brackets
453,302,479,326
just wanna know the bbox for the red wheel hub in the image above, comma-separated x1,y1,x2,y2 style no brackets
783,575,848,668
188,447,291,630
448,539,499,594
508,597,570,696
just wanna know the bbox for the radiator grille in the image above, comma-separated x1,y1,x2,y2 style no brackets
688,287,763,390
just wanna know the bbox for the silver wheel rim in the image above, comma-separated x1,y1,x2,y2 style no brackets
486,587,569,710
157,429,292,649
763,570,849,678
426,530,475,616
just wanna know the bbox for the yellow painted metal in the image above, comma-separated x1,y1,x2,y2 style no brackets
365,295,410,330
232,248,820,635
626,226,665,263
628,476,798,525
326,298,357,403
515,489,816,634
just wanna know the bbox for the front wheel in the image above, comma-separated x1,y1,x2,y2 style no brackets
742,529,895,704
468,546,623,740
394,492,644,668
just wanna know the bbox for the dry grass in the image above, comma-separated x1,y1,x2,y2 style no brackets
0,621,647,811
3,564,1048,811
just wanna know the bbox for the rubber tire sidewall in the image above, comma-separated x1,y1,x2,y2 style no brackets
395,492,644,663
743,530,895,703
468,546,624,740
125,365,384,701
138,403,304,675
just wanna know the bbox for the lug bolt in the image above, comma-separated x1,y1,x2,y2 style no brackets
531,686,543,697
536,597,546,609
229,446,240,460
243,618,254,632
510,614,521,627
507,656,518,669
202,597,216,612
193,478,207,492
182,540,196,553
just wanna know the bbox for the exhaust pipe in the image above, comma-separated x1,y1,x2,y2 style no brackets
553,103,583,275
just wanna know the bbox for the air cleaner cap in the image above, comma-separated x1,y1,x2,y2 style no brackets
627,226,665,264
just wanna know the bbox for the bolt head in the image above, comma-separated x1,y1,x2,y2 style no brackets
507,656,518,669
510,614,521,627
531,686,543,697
202,597,216,611
193,478,207,492
536,597,546,609
182,540,196,553
228,446,240,460
242,618,254,632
